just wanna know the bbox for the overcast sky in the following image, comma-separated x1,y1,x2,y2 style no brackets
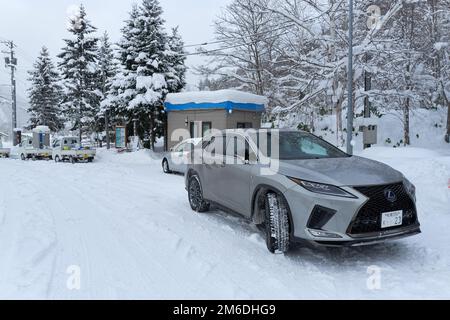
0,0,231,117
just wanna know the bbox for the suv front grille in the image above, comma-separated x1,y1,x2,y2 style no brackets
348,182,418,235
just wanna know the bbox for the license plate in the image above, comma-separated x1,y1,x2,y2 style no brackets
381,210,403,229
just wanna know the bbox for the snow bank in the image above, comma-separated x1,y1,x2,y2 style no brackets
360,146,442,160
165,90,268,106
32,126,50,134
279,108,449,151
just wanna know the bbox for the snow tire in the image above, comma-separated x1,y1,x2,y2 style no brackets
264,192,291,254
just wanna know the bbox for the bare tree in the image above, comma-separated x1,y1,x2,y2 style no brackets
197,0,282,106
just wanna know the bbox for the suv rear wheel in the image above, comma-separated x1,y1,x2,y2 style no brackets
264,192,291,254
188,175,210,213
162,159,171,174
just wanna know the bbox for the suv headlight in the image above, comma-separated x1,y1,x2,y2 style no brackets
403,177,416,202
288,177,357,199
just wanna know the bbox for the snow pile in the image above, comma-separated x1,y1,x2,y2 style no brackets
32,126,51,134
278,108,449,151
165,90,269,106
136,74,167,91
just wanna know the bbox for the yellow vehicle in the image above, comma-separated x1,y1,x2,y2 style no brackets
0,132,10,158
52,136,96,164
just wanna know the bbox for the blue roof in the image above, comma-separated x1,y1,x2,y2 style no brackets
164,90,267,113
164,101,265,113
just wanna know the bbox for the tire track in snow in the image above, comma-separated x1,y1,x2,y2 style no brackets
0,161,58,299
2,149,449,299
43,165,231,298
26,161,216,298
53,160,362,298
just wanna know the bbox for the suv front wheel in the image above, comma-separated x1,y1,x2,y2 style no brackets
264,192,291,254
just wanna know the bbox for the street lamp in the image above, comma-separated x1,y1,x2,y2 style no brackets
346,0,354,155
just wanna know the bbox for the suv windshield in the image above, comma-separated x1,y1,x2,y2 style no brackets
254,131,349,160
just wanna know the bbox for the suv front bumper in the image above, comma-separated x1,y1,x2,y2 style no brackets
307,224,421,247
284,183,420,247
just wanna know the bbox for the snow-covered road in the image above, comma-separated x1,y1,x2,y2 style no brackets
0,147,449,299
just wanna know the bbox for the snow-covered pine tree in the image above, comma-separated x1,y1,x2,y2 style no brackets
166,27,187,94
106,4,140,116
27,47,64,132
58,4,100,141
105,0,184,149
96,31,117,144
132,0,172,149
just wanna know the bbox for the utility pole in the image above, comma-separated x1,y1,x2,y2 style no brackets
105,110,110,149
364,53,372,119
346,0,354,155
1,40,17,138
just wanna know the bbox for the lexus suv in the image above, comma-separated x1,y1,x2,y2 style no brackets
185,129,421,254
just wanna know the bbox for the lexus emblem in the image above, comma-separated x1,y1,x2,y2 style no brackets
384,189,397,203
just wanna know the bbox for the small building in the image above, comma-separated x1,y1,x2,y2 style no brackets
164,90,267,150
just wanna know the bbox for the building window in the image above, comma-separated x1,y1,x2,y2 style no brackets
202,122,212,136
237,122,253,129
191,121,212,138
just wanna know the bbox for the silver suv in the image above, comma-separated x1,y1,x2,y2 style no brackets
185,129,421,254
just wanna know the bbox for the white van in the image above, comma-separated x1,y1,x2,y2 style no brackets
16,135,52,160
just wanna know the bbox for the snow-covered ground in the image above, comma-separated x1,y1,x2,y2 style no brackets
0,146,449,299
276,108,449,151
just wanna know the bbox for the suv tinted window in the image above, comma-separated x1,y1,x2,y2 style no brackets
226,135,248,159
258,131,349,160
204,135,226,156
174,143,186,153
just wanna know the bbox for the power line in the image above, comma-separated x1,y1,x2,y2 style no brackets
183,22,295,50
0,36,34,67
185,28,292,57
15,46,35,64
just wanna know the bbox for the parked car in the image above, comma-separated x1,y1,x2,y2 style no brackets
52,136,96,163
185,129,420,254
0,147,9,158
162,138,202,174
0,132,10,158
